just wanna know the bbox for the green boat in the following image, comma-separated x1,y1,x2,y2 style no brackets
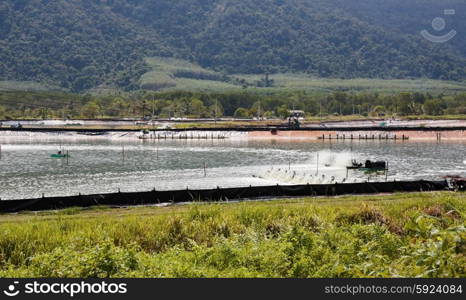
50,154,70,158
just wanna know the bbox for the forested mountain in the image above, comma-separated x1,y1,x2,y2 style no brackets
332,0,466,56
0,0,465,92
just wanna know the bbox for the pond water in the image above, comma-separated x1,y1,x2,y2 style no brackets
0,137,464,200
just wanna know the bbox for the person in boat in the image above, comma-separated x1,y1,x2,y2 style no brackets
58,150,62,155
351,159,363,168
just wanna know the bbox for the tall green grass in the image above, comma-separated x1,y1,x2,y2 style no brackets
0,192,464,278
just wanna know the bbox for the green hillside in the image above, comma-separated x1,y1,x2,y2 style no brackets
138,57,237,92
0,0,465,92
136,56,466,94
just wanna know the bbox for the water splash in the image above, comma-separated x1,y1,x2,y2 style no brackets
256,150,358,184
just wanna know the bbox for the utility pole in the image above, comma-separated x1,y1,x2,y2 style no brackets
316,152,320,175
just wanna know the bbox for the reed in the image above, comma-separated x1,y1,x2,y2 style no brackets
0,192,464,278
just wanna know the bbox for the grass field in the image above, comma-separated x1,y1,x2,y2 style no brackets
0,192,464,278
136,57,466,95
139,57,238,92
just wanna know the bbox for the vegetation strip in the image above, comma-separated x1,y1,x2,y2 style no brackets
0,192,463,278
1,90,465,120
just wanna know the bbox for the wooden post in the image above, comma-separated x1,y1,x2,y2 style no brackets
0,144,2,160
385,161,389,182
66,150,69,165
316,152,319,175
122,146,125,161
203,162,207,177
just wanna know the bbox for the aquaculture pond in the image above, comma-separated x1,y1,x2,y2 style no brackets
0,136,464,200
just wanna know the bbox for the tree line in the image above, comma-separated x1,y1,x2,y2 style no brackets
0,90,465,120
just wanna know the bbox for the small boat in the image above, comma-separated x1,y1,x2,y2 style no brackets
347,160,387,172
346,160,364,170
50,153,70,158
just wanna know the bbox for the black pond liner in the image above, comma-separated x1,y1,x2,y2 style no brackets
0,180,448,213
1,126,466,133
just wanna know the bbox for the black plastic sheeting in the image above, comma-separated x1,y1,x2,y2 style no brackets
0,180,448,213
1,127,465,133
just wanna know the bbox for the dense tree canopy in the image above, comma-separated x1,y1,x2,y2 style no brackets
0,0,465,92
1,90,465,120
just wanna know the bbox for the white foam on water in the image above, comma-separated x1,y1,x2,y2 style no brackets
256,150,358,184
